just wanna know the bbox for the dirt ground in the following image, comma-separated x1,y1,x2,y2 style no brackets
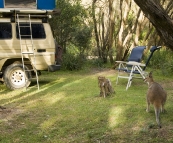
0,106,23,122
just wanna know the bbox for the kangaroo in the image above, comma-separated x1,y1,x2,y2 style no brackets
98,76,115,98
145,72,167,128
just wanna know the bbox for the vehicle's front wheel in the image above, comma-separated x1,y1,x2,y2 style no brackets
3,64,31,90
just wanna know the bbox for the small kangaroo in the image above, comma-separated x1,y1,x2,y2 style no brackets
145,72,167,128
98,76,115,98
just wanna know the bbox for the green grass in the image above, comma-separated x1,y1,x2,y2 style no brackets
1,68,173,143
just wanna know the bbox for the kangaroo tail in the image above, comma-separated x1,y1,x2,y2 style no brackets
154,107,161,128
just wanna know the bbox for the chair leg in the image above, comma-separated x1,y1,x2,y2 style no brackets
116,71,119,84
126,76,132,90
126,66,135,90
135,65,147,79
116,77,118,84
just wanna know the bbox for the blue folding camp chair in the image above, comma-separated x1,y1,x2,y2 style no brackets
116,46,161,90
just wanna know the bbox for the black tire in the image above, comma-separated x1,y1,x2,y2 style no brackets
3,64,31,90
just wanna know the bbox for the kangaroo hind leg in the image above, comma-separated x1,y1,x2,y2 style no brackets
154,107,161,128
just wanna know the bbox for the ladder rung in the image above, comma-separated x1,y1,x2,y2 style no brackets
20,35,31,36
19,26,30,28
17,14,30,16
22,52,34,54
17,14,48,18
20,44,32,45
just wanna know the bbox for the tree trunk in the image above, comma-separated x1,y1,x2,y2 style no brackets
101,12,108,63
108,0,115,64
134,0,173,50
92,0,101,58
115,0,126,61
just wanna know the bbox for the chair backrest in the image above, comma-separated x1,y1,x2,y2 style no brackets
128,46,146,62
143,46,161,70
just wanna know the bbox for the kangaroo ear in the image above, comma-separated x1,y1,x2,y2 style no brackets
149,71,153,78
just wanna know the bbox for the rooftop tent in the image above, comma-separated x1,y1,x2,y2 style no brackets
0,0,3,8
0,0,56,10
37,0,56,10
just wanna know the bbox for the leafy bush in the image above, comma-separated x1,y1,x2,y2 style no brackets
146,48,173,76
61,52,86,71
90,58,105,68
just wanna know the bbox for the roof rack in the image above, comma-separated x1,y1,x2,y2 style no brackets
0,9,54,20
0,9,53,14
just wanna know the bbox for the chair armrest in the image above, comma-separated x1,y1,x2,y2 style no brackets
127,61,146,66
116,61,128,64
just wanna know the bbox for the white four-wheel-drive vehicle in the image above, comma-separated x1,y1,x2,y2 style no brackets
0,0,60,90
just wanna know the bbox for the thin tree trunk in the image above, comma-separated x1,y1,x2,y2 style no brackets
116,0,125,61
92,0,101,57
108,0,114,64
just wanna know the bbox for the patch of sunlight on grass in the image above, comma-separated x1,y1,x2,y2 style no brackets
62,78,84,88
23,92,66,108
0,89,23,100
2,91,36,106
61,75,93,89
40,78,66,89
2,88,65,108
108,106,124,128
0,88,5,92
2,78,66,105
45,93,65,105
40,116,58,131
0,84,56,105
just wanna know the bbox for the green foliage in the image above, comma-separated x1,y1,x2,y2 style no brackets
146,48,173,76
49,0,89,50
71,25,92,55
127,11,135,27
89,58,105,68
61,52,86,70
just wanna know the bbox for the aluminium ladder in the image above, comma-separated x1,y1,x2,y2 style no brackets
17,14,39,90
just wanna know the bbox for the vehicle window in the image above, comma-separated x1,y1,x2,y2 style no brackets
5,0,36,9
0,23,12,39
16,23,46,39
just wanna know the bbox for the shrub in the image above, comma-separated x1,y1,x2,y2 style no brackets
147,48,173,76
90,58,104,68
61,52,86,71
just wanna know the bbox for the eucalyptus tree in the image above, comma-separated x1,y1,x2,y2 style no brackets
91,0,154,63
92,0,173,63
134,0,173,50
92,0,116,63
